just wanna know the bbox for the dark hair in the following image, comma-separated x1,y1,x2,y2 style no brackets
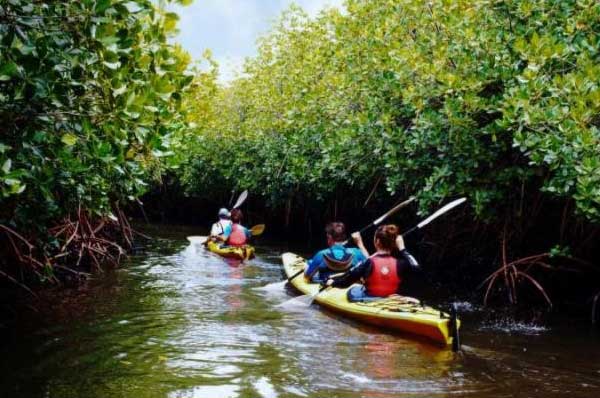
374,224,399,251
230,208,243,223
325,222,347,242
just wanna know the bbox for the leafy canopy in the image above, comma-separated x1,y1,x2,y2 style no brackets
0,0,193,233
181,0,600,224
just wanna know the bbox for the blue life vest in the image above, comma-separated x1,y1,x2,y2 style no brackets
323,247,354,272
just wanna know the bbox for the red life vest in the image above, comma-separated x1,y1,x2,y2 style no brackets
365,254,401,297
227,224,247,247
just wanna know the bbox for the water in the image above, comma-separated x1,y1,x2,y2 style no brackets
1,227,600,398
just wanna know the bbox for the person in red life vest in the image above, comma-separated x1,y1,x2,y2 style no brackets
326,224,419,302
223,208,251,247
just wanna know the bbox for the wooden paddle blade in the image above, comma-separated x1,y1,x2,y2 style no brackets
233,190,248,209
250,224,265,236
187,236,208,245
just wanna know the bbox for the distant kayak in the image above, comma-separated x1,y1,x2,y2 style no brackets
207,240,255,261
282,252,460,348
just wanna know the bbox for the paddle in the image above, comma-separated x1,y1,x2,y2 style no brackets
287,269,305,283
250,224,265,236
232,190,248,209
285,197,416,285
302,197,468,305
401,197,467,237
292,283,330,306
289,273,344,306
344,196,416,245
185,191,249,244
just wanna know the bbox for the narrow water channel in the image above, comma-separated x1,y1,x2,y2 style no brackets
1,226,599,398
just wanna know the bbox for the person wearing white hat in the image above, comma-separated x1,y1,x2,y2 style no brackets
210,208,231,241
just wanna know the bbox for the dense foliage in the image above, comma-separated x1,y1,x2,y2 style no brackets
0,0,192,284
182,0,600,225
175,0,600,305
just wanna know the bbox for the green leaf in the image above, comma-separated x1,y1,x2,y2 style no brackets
164,12,180,32
123,2,143,13
103,61,121,70
2,159,11,173
95,0,112,13
0,62,19,81
61,133,78,146
113,85,127,96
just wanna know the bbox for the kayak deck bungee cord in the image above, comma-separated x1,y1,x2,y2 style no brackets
282,252,460,348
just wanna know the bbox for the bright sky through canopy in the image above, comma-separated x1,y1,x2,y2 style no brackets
169,0,344,82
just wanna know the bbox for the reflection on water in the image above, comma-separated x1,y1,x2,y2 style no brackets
1,227,599,398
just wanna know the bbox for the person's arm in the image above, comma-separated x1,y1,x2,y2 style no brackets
211,222,227,239
352,248,367,265
219,224,232,243
351,232,370,258
395,235,419,268
330,259,371,288
304,252,323,280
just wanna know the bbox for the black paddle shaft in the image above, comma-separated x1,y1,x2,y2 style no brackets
402,225,418,237
358,223,375,235
287,269,304,283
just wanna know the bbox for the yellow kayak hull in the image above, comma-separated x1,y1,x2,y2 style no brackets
282,252,459,347
207,241,255,261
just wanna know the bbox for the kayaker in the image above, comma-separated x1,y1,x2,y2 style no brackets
223,208,251,247
326,224,418,302
304,222,367,283
210,208,232,242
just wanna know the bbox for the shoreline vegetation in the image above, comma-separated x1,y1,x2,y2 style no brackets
1,1,600,320
0,0,192,290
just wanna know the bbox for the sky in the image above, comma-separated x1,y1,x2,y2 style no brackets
168,0,345,82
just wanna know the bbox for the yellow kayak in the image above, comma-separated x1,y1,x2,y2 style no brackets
282,252,460,348
207,240,255,261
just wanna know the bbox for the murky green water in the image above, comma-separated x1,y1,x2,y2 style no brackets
1,226,599,398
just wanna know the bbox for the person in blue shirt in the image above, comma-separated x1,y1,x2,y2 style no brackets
304,222,367,283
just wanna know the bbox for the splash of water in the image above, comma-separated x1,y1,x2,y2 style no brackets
452,301,480,313
342,373,371,384
479,319,549,335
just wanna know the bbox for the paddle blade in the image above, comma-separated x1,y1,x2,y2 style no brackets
254,280,287,293
296,292,319,307
233,190,248,209
373,196,416,226
187,236,208,245
250,224,265,236
417,197,467,229
275,294,315,310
